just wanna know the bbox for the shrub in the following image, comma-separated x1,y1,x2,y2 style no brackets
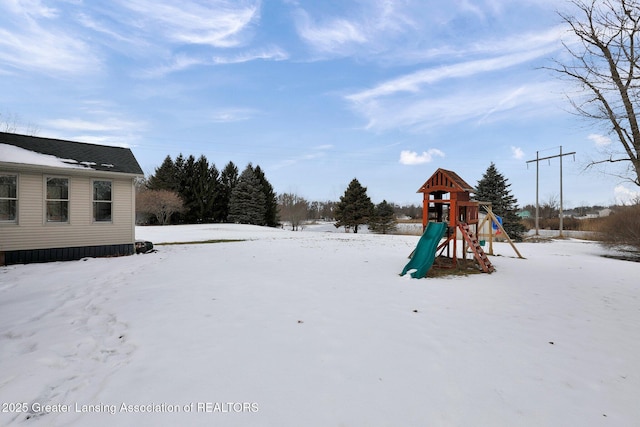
599,204,640,251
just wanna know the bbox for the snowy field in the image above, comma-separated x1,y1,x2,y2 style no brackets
1,224,639,427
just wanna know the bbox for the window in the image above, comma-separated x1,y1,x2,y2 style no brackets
46,177,69,222
0,174,17,222
93,180,112,222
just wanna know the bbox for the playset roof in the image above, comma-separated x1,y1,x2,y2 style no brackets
417,168,474,194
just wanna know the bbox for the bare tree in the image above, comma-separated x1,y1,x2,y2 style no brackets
278,193,309,231
1,112,18,133
136,189,184,225
551,0,640,186
0,112,39,135
541,193,560,219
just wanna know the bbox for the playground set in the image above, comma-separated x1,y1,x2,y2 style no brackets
401,168,523,278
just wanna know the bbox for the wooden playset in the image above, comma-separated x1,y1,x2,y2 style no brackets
415,168,522,274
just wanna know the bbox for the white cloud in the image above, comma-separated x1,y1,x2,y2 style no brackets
614,185,640,205
0,24,99,76
588,133,612,147
76,12,131,42
45,118,142,132
511,146,524,160
347,49,552,104
212,46,289,64
210,108,258,123
292,1,417,58
119,0,260,48
341,23,567,133
3,0,58,18
41,112,145,148
348,80,562,133
272,145,333,169
458,0,485,20
399,149,444,165
141,46,288,77
295,11,367,53
140,54,208,78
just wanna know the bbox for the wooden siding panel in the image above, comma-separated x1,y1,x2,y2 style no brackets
0,171,135,252
16,172,43,227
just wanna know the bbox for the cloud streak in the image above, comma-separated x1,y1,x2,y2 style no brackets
347,80,563,133
0,3,100,76
118,0,260,48
291,1,417,58
347,48,554,104
212,46,289,64
209,108,259,123
294,11,367,53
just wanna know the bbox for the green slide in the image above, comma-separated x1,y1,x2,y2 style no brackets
400,222,447,278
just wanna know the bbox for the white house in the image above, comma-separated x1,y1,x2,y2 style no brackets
0,132,143,265
598,208,613,217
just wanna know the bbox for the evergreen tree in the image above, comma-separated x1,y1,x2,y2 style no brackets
369,200,398,234
334,178,374,233
189,155,219,223
209,163,222,220
254,165,279,227
176,155,198,223
166,154,220,223
147,155,178,191
218,161,239,222
228,164,266,225
475,163,526,241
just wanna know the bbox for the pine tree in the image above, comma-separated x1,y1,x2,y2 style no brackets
254,165,279,227
228,164,266,225
189,155,219,223
209,163,222,220
218,161,239,222
147,155,178,191
369,200,397,234
475,163,526,241
176,155,199,223
335,178,374,233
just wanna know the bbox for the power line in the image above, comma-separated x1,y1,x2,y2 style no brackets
526,147,576,237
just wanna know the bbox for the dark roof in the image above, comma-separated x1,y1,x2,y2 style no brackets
417,168,475,193
0,131,143,175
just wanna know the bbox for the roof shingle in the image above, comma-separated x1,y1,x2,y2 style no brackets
0,132,143,175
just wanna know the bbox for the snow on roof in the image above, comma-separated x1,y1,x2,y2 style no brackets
0,143,89,170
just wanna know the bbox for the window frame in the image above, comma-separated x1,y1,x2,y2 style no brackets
45,176,70,224
0,173,18,224
92,179,113,223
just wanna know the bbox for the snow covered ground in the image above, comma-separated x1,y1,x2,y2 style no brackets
1,224,639,427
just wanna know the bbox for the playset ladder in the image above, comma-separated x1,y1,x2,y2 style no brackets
458,223,495,273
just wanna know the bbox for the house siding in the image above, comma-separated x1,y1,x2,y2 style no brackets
0,169,137,254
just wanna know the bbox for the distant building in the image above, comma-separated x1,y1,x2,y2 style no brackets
517,210,531,219
0,132,143,265
598,208,612,217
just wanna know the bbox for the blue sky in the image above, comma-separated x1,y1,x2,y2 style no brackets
2,0,639,207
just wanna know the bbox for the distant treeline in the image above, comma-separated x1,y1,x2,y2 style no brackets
139,154,425,226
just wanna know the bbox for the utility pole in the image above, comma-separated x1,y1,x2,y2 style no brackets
526,147,576,237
